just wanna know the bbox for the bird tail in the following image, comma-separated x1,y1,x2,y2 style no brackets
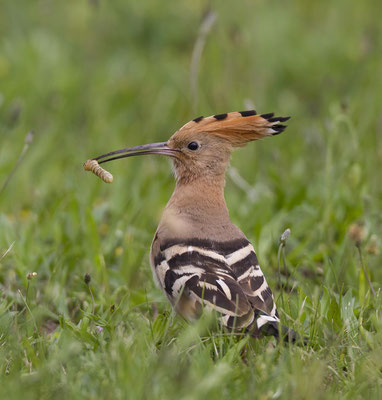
252,313,301,343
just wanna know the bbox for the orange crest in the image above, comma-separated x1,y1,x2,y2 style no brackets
176,110,290,147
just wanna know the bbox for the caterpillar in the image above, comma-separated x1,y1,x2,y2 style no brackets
83,159,113,183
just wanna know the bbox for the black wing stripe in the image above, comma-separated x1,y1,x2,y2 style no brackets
167,251,227,270
163,244,227,264
261,287,274,309
167,252,234,278
200,273,241,301
164,269,178,296
160,237,249,255
165,270,200,297
154,252,165,266
230,252,259,276
224,312,256,331
188,275,247,316
250,275,265,291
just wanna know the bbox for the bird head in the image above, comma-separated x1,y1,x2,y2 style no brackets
90,111,289,184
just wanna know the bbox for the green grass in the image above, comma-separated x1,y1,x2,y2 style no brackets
1,0,382,399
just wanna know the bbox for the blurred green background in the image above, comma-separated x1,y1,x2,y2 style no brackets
0,1,381,399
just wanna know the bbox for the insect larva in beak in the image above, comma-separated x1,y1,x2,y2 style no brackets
83,159,113,183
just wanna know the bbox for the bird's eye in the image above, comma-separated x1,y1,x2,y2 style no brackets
187,141,199,151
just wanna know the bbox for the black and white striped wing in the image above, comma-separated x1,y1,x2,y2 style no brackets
150,237,255,329
225,240,278,318
150,236,279,332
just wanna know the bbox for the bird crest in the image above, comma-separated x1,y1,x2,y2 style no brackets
174,110,290,147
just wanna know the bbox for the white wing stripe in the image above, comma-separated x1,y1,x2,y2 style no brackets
156,260,169,288
237,265,263,281
198,281,218,291
173,265,204,276
256,315,278,329
270,301,278,318
172,274,197,297
253,280,269,301
217,279,232,300
164,244,227,263
225,244,253,265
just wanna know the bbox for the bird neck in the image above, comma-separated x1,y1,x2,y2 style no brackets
158,175,244,241
169,177,228,214
169,176,228,216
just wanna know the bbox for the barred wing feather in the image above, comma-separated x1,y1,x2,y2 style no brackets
150,236,279,334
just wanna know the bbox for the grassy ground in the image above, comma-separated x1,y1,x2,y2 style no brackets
1,0,382,399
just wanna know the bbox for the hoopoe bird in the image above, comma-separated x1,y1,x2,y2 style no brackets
85,110,297,341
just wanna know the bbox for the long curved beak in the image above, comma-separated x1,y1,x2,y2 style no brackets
92,141,180,164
